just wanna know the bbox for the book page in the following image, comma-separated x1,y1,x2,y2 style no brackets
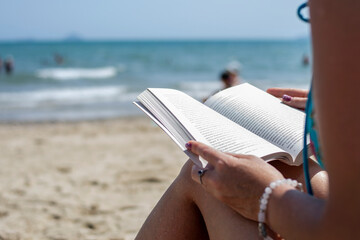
141,88,291,166
134,101,203,166
205,83,306,164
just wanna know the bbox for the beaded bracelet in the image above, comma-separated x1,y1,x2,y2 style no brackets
258,179,303,239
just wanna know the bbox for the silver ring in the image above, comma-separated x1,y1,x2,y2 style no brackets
198,169,207,185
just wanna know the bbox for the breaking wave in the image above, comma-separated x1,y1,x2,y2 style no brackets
37,67,118,80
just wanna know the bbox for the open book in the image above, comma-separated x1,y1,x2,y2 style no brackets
134,83,309,168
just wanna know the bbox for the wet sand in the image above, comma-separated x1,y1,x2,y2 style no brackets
0,117,186,240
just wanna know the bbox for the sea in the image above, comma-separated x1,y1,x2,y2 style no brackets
0,40,312,122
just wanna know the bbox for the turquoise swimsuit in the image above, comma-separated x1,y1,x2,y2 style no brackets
303,86,325,195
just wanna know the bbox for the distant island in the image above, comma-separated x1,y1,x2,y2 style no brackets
63,33,83,42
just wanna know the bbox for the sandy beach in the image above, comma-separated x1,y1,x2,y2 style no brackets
0,117,186,240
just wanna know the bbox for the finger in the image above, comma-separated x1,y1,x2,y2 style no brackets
186,141,228,166
267,88,308,98
282,96,307,109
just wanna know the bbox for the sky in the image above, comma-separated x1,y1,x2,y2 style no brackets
0,0,310,41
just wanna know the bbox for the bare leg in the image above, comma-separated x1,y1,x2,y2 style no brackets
135,160,328,240
135,160,260,240
135,160,209,240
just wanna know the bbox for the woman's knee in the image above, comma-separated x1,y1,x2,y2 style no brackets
173,159,202,199
177,159,194,184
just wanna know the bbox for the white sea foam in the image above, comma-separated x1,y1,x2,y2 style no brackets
248,79,311,91
178,81,222,100
0,86,129,108
37,67,118,80
178,79,310,101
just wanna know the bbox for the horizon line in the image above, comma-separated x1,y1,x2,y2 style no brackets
0,36,310,44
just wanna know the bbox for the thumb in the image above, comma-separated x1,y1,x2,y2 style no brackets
282,95,307,110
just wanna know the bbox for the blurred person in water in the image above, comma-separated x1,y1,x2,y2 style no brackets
5,56,14,75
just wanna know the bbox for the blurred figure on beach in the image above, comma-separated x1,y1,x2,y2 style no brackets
4,56,14,75
203,64,241,102
220,69,240,89
221,60,242,89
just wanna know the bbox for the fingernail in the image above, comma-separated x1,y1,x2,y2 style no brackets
282,94,292,102
185,142,192,150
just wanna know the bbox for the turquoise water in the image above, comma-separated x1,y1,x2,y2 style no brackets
0,40,312,122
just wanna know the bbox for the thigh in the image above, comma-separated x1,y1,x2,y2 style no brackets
136,159,328,240
181,160,260,240
193,187,261,240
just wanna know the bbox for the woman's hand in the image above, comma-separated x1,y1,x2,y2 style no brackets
266,88,308,110
186,141,284,221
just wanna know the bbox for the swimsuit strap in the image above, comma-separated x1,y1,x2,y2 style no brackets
303,85,325,195
303,86,314,195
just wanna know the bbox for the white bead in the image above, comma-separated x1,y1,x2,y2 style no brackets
258,178,302,240
260,204,267,210
265,187,272,194
258,212,265,222
263,193,270,200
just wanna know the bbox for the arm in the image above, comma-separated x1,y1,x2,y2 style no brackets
310,0,360,238
270,0,360,237
186,1,360,239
